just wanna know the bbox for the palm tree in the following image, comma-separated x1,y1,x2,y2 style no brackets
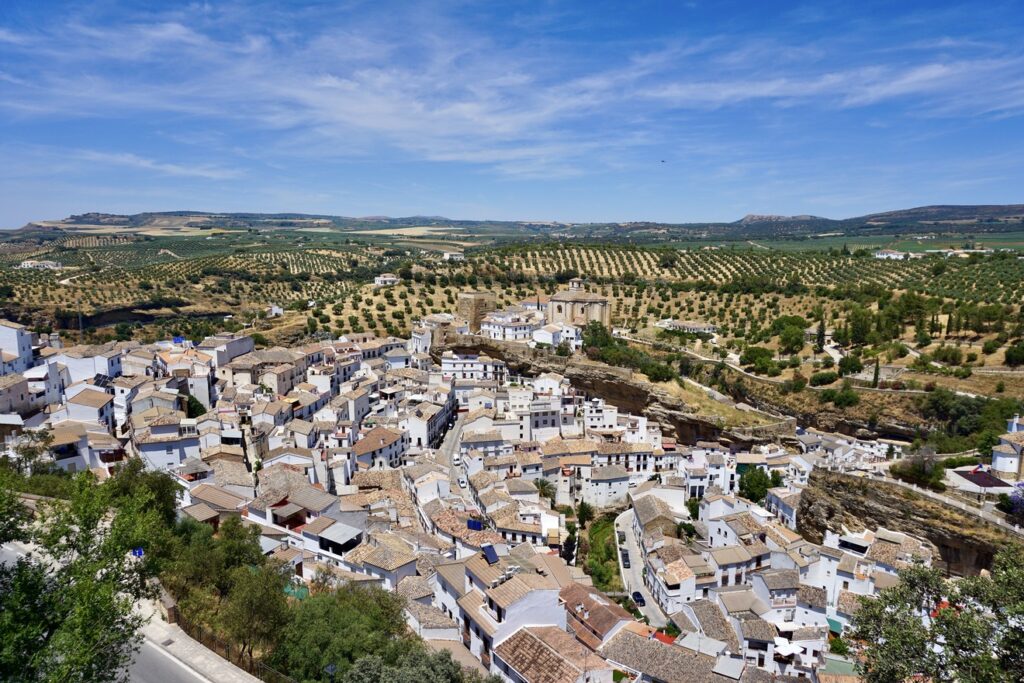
535,478,555,501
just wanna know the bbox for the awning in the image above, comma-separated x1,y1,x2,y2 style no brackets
827,617,843,634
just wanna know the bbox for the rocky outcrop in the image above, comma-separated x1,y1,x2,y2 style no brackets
439,336,789,445
798,469,1014,575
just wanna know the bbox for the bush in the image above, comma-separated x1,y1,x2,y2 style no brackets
891,455,947,492
982,339,1000,355
838,355,863,376
932,346,963,366
810,371,838,386
1005,343,1024,367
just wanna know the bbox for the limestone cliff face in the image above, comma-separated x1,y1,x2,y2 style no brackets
439,336,786,445
798,470,1012,575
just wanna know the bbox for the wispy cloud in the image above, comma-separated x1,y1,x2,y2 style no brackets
71,150,240,180
2,3,1021,180
0,1,1023,226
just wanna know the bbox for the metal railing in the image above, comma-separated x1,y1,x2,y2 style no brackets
177,617,297,683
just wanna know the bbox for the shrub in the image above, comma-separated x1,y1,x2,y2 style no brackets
838,355,863,376
810,371,838,386
1005,343,1024,367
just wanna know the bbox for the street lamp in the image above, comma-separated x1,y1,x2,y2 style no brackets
324,663,337,683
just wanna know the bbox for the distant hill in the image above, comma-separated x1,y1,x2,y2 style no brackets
9,203,1024,243
858,204,1024,224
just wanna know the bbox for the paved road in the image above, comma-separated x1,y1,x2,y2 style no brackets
2,543,221,683
613,509,669,628
437,411,471,501
131,641,211,683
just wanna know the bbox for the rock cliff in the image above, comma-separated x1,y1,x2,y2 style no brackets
798,469,1014,575
439,336,790,444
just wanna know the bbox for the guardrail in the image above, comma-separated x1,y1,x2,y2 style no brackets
873,474,1024,538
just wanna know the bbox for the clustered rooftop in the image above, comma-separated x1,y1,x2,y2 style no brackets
0,307,973,683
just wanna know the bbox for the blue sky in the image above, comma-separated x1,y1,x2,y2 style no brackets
1,0,1023,228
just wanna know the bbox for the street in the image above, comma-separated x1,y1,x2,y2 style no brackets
131,641,212,683
437,411,471,501
613,509,669,627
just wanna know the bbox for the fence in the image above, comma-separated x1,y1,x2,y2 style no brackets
177,617,297,683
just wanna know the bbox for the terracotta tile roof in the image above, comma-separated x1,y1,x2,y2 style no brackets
797,585,827,609
757,568,799,591
405,600,456,630
495,626,608,683
352,426,404,456
678,598,740,652
600,630,729,683
397,574,434,601
560,582,632,641
191,483,247,511
837,589,864,616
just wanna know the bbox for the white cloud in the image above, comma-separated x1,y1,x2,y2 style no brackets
71,150,240,180
1,4,1022,181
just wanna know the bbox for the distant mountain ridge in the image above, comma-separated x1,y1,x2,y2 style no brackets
11,203,1024,242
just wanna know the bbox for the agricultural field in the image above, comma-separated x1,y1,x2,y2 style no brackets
2,230,1023,409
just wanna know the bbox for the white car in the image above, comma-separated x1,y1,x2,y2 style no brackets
458,477,468,489
451,454,461,467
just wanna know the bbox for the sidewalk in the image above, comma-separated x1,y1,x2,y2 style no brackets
137,600,261,683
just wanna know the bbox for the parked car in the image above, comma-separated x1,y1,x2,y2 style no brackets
617,530,625,543
458,477,468,488
451,454,461,467
621,552,631,569
632,591,646,607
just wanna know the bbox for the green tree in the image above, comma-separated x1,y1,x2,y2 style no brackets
1005,343,1024,367
778,325,805,355
184,394,207,418
6,429,54,476
686,497,700,520
739,467,772,503
271,585,411,681
344,646,496,683
0,473,164,682
576,501,595,529
872,357,880,388
852,545,1024,682
838,354,863,376
815,318,826,352
0,469,28,544
535,478,555,501
106,458,180,527
222,562,290,659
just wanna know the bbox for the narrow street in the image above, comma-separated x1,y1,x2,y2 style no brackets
613,509,669,628
437,411,470,502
